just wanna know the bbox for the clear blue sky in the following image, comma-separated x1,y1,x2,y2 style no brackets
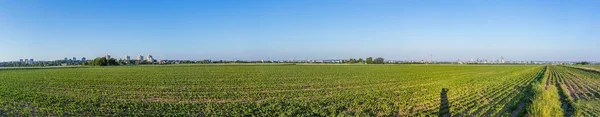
1,0,599,61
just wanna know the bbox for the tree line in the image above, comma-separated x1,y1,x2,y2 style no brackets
575,61,591,65
345,57,385,64
83,57,119,66
81,56,388,65
1,56,390,67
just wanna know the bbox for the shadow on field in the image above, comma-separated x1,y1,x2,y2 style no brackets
439,88,451,117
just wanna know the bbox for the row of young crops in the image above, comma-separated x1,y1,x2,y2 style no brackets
543,65,600,116
0,65,549,116
524,65,600,117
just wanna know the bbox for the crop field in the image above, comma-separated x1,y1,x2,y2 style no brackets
0,64,570,116
576,65,600,70
547,66,600,116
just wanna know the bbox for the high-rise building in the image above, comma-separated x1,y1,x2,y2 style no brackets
24,59,29,64
125,56,131,60
64,57,68,61
19,59,23,63
82,57,86,61
146,55,154,62
500,56,505,63
105,55,111,59
73,57,77,61
137,55,144,61
29,59,34,64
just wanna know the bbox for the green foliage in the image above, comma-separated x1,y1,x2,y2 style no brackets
91,57,119,66
365,57,373,64
349,59,357,63
548,65,600,116
528,84,563,117
373,57,384,64
575,61,591,65
0,61,63,67
576,101,600,116
0,65,547,116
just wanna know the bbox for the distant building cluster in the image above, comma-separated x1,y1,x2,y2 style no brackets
454,56,508,64
7,55,590,67
60,57,88,66
64,57,86,62
18,58,35,64
438,56,575,65
104,55,156,63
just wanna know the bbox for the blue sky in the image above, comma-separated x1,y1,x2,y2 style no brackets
1,0,599,61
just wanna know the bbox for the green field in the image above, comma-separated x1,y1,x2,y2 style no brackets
1,64,597,116
576,65,600,70
549,66,600,116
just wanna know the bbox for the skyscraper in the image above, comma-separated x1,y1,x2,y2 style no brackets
73,57,77,61
146,55,154,62
82,57,86,61
125,56,131,60
29,59,34,64
19,59,23,63
137,55,144,61
105,55,111,59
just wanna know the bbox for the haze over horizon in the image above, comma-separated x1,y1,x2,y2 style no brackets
1,0,599,62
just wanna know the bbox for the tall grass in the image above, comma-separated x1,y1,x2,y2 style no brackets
527,66,563,117
528,84,563,117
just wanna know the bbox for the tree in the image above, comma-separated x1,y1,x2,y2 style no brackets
349,58,357,63
92,57,106,66
358,58,364,63
118,60,127,65
107,58,118,65
576,61,591,65
91,57,119,66
374,57,385,64
366,57,373,64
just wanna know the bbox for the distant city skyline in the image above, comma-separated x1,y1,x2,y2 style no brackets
6,54,596,63
1,0,599,61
